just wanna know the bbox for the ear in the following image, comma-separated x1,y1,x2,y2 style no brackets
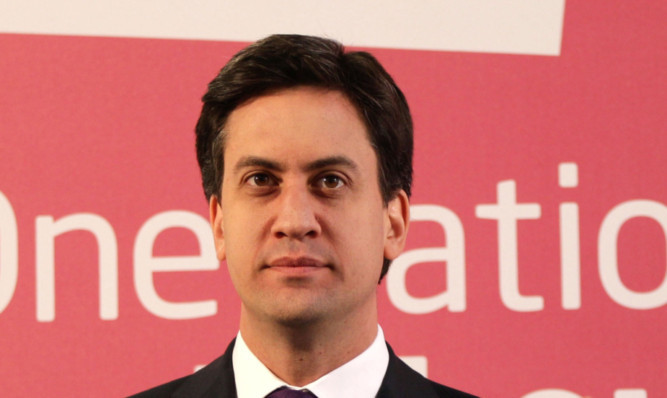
209,195,226,261
383,189,410,260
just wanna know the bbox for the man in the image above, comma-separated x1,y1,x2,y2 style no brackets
132,34,476,398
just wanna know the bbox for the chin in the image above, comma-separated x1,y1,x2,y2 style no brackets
264,298,334,328
272,307,328,328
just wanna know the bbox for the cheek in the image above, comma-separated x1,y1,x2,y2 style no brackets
224,231,258,270
221,217,254,271
334,209,386,271
223,201,265,240
222,204,274,267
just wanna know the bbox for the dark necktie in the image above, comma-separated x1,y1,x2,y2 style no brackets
265,386,318,398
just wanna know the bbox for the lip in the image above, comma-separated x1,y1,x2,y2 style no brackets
265,256,330,275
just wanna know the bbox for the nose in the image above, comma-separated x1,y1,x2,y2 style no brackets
271,184,322,240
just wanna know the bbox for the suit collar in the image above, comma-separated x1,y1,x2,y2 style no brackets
173,339,237,398
376,343,437,398
168,340,472,398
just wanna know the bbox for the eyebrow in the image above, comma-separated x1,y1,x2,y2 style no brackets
304,156,358,173
233,156,283,174
232,155,358,174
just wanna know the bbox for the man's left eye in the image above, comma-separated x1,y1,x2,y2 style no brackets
318,175,344,189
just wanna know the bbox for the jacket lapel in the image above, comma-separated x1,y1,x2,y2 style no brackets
173,339,238,398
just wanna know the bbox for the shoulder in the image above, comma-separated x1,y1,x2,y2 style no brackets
127,340,237,398
426,378,479,398
378,343,479,398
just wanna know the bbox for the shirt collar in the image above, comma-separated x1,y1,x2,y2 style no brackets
232,325,389,398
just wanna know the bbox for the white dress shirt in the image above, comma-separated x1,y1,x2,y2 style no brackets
232,325,390,398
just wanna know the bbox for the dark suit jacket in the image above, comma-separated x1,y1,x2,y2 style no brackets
129,340,478,398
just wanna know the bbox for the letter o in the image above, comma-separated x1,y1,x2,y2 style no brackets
598,200,667,309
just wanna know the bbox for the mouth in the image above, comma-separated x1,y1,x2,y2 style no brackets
265,256,330,275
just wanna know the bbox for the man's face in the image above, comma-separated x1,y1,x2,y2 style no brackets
210,87,408,326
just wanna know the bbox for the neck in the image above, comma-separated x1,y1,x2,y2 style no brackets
239,301,378,386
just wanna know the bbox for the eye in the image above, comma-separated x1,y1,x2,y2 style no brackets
316,174,345,190
245,172,277,187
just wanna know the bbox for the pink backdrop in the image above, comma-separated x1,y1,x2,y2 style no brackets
0,2,665,397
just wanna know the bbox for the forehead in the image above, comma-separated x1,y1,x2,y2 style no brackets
222,87,376,170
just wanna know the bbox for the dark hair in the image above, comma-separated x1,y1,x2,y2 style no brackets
195,34,413,279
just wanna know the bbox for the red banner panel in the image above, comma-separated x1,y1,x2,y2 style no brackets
0,2,664,397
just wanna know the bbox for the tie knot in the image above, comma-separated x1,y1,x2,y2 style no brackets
266,386,318,398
